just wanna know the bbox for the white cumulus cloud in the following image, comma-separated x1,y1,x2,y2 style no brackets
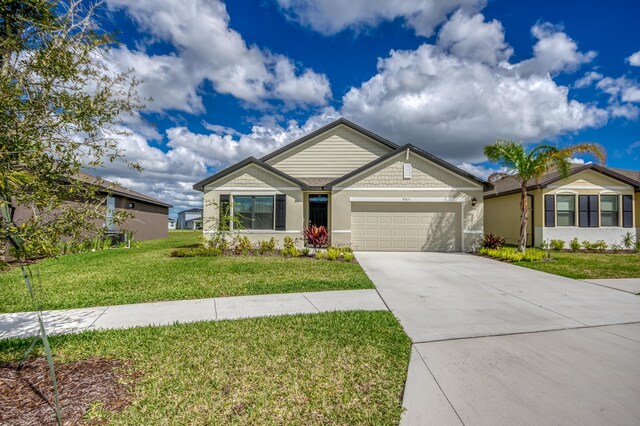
275,0,485,36
106,0,331,112
340,15,607,163
627,51,640,66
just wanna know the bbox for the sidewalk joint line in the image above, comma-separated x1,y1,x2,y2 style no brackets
413,344,466,426
411,321,640,345
301,293,320,312
87,306,110,330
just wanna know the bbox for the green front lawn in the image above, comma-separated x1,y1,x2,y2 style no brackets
0,232,373,313
516,251,640,279
0,311,411,425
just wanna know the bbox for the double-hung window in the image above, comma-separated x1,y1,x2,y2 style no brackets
600,195,619,227
233,196,274,230
556,195,575,226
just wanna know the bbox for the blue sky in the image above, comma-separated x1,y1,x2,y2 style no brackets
96,0,640,214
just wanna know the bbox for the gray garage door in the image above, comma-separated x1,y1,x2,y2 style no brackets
351,202,461,252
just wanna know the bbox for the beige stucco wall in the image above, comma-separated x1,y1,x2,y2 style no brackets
484,192,536,246
330,151,484,251
266,124,393,178
485,170,638,248
202,164,305,248
540,170,635,247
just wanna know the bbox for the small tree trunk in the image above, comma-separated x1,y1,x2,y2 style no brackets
518,186,528,253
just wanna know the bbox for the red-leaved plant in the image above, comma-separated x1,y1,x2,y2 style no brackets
304,225,329,249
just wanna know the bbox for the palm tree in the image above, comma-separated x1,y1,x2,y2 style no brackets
484,140,606,253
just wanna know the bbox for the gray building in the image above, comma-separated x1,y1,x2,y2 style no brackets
176,208,203,230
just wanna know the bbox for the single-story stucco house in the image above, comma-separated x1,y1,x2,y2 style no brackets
194,118,489,252
484,164,640,247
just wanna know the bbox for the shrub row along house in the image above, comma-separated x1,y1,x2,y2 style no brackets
485,164,640,247
194,119,488,252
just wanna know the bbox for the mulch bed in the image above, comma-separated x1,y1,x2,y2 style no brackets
0,357,136,425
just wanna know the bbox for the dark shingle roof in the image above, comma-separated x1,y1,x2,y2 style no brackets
78,172,172,208
485,164,640,198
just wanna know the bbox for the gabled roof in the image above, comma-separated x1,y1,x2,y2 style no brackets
325,144,491,189
194,120,490,192
192,157,311,192
260,118,399,163
179,207,203,213
78,171,173,208
484,163,640,198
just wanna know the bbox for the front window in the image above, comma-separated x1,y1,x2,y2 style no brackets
233,196,274,230
556,195,575,226
600,195,619,226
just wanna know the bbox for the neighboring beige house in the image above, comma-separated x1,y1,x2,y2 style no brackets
194,119,488,252
484,164,640,247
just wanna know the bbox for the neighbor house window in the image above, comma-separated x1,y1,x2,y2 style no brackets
579,195,598,227
556,195,575,226
106,196,116,231
622,195,633,228
600,195,619,226
233,196,274,230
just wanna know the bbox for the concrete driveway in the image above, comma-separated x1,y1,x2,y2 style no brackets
356,252,640,426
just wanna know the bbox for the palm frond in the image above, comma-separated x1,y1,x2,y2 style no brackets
556,143,606,165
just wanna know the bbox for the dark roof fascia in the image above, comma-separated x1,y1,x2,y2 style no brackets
483,163,640,198
106,189,173,208
192,157,311,192
325,144,490,190
259,118,399,163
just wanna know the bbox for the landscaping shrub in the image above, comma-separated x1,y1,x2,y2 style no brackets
610,243,622,253
343,252,354,262
569,238,581,252
622,232,635,250
581,240,593,251
304,225,329,249
281,246,300,257
301,247,310,256
171,247,222,257
549,239,565,251
283,236,297,251
315,250,327,260
479,247,545,262
0,261,9,272
233,236,252,255
482,234,506,249
326,247,341,261
592,240,608,252
256,238,277,254
635,241,640,253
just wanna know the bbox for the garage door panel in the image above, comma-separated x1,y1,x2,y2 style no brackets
351,202,461,252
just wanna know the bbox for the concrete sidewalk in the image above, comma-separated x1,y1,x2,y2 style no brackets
0,289,387,339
